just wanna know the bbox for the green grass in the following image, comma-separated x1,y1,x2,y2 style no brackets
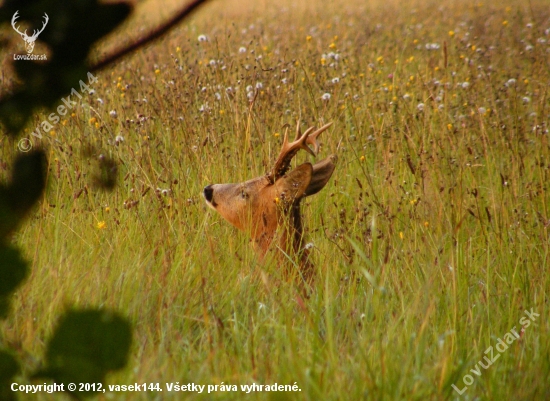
1,0,549,399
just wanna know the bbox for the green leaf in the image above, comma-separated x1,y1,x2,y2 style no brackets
94,155,118,190
0,93,34,135
0,0,132,136
34,309,132,397
0,150,47,240
0,350,20,401
0,246,28,319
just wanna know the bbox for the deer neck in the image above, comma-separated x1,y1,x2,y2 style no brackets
276,200,314,280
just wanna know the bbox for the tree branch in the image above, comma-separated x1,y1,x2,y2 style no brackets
91,0,211,72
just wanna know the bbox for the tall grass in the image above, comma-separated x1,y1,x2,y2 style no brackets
1,0,549,399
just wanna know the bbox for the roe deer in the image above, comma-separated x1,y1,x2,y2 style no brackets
203,121,336,283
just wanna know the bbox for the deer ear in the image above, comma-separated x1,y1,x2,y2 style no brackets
275,163,313,201
305,155,337,196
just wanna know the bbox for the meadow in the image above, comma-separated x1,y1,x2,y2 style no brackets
1,0,549,399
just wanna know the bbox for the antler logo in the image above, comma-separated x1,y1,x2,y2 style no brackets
11,11,49,54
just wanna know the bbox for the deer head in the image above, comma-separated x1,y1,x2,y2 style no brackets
11,11,49,54
203,122,336,282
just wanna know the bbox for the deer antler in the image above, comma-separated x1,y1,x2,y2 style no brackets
294,120,332,155
11,11,27,38
29,13,49,40
267,121,333,183
11,11,49,40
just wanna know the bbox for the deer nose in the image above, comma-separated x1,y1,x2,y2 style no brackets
203,185,214,203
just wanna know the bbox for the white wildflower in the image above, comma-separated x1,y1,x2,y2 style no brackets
425,43,440,50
